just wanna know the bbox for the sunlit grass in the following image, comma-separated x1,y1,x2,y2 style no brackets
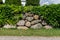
0,28,60,36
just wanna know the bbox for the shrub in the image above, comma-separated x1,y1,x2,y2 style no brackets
26,0,40,6
40,4,60,28
0,0,2,4
24,4,60,28
0,0,2,2
23,6,33,12
5,0,21,5
0,4,60,28
31,4,60,28
0,4,22,26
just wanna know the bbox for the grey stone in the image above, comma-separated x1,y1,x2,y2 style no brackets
44,25,52,29
25,13,33,17
17,20,25,26
42,21,47,26
22,15,26,20
31,20,42,25
17,26,28,30
25,13,29,16
3,24,16,28
26,17,34,21
31,23,42,29
25,20,28,22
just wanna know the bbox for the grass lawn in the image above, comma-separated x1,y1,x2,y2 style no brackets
0,28,60,36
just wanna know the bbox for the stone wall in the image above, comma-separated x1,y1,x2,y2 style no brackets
3,12,52,29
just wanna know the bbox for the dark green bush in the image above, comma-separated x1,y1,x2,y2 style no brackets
26,0,40,6
5,0,21,5
24,4,60,28
0,4,60,28
31,4,60,28
0,0,2,4
0,4,22,26
0,0,2,2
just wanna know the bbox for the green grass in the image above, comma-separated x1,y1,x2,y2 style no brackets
0,28,60,36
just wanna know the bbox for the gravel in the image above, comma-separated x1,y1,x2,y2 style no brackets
0,36,60,40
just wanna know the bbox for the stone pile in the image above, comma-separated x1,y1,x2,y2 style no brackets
16,12,52,29
3,12,52,29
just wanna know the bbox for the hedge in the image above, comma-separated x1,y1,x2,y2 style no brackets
5,0,21,5
0,4,60,28
26,0,40,6
0,4,22,27
24,4,60,28
40,4,60,28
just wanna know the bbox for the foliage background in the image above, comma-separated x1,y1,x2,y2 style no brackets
26,0,40,6
5,0,21,5
0,0,40,6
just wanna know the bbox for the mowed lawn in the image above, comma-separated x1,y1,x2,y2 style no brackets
0,28,60,36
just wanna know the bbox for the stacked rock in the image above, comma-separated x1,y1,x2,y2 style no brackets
16,12,52,30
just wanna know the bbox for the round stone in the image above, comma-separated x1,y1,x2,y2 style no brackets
26,17,34,21
33,15,39,20
25,21,31,27
17,20,25,26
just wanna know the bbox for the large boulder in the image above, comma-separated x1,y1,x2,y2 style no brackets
17,20,25,26
17,26,28,30
26,17,34,21
25,21,31,27
33,15,39,20
31,20,41,25
31,23,43,29
3,24,16,28
44,25,52,29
